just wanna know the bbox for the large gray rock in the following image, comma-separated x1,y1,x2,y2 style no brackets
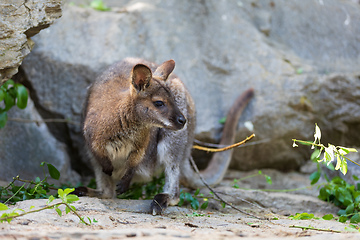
0,99,80,184
0,0,62,82
21,0,360,173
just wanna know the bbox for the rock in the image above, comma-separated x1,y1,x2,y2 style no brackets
0,0,62,82
0,99,80,184
20,0,360,174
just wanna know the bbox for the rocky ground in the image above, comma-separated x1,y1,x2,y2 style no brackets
1,170,359,239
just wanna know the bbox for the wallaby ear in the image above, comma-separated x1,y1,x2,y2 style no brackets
132,64,152,91
153,60,175,81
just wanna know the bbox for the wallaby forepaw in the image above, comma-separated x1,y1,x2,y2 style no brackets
150,193,170,215
73,186,89,197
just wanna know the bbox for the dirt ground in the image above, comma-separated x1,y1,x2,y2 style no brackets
1,170,359,239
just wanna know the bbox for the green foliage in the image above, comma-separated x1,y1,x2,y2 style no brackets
233,170,272,189
218,117,226,124
117,173,165,200
293,124,358,178
90,0,111,11
318,177,360,223
186,212,206,217
0,164,94,225
292,124,360,226
0,162,60,204
178,189,209,210
0,80,28,128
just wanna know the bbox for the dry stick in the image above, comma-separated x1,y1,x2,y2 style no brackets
194,137,270,149
192,134,255,152
189,155,267,220
8,118,81,126
289,225,343,233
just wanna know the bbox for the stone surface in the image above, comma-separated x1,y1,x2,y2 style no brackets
20,0,360,174
0,0,62,82
0,99,80,184
0,170,357,239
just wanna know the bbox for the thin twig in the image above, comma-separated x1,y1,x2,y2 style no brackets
189,156,267,220
14,176,58,190
8,118,81,126
193,134,255,152
194,138,270,149
0,202,90,225
289,225,343,233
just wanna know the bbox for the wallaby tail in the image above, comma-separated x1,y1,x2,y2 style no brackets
180,88,254,189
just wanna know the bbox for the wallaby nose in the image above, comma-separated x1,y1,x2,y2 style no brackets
177,115,186,126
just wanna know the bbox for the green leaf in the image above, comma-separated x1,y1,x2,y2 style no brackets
4,90,15,111
0,112,7,128
47,195,55,204
178,191,185,207
310,148,321,161
338,215,348,223
350,213,360,223
221,202,226,208
14,84,28,109
218,117,226,124
290,212,317,220
55,207,62,217
345,203,355,214
47,163,60,180
3,79,15,87
66,194,79,203
265,175,272,185
90,0,111,11
352,175,359,181
63,188,75,195
194,189,200,197
65,206,71,214
185,192,193,202
0,203,9,211
200,201,209,209
339,147,358,154
322,214,333,220
310,171,321,185
340,159,348,175
0,89,5,102
58,189,64,198
190,198,199,210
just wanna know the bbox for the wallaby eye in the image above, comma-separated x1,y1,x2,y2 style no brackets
153,101,165,107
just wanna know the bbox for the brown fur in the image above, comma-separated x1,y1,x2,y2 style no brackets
79,58,253,215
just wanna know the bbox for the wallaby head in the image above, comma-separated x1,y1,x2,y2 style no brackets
130,60,186,131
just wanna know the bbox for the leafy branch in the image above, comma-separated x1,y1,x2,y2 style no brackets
293,124,358,175
0,79,28,128
0,163,95,225
0,188,93,225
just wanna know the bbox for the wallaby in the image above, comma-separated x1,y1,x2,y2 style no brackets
77,58,254,215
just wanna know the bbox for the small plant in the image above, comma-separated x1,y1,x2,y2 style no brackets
0,162,60,204
233,170,272,189
178,189,209,210
293,124,358,178
0,80,28,128
292,124,360,224
0,163,94,225
90,0,111,11
0,188,94,225
117,173,165,200
318,177,360,223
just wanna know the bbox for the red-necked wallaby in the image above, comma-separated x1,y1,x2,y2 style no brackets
78,58,254,215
